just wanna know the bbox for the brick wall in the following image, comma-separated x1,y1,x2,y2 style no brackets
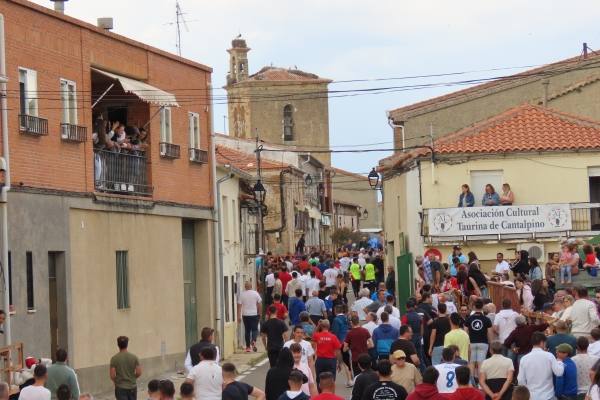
1,1,213,207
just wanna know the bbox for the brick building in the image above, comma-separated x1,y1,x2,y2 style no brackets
0,0,215,393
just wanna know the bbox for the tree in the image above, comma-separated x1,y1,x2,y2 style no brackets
331,227,362,247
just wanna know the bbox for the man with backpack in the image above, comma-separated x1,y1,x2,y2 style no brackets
372,312,399,360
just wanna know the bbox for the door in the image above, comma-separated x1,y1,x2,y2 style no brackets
396,253,414,314
589,174,600,230
48,252,67,360
182,221,198,348
470,170,503,206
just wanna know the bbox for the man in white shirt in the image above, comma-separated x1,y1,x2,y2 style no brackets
437,293,457,314
323,265,339,288
284,256,293,272
363,312,379,336
339,255,351,273
494,253,511,276
265,268,276,304
570,286,600,338
383,305,401,330
376,296,400,320
237,281,262,352
493,299,519,343
588,328,600,357
20,365,51,400
286,272,304,308
305,271,320,298
517,332,564,400
284,325,316,375
185,347,222,400
434,347,461,395
352,288,373,321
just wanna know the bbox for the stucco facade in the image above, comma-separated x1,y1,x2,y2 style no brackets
332,168,380,231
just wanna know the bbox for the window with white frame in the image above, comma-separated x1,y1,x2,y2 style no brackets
188,112,200,149
19,68,38,117
469,170,503,206
160,107,172,143
60,79,77,125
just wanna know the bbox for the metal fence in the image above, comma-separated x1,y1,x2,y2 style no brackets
93,150,152,196
19,114,48,136
60,123,87,142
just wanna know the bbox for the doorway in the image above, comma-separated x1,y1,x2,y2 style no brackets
182,221,198,348
590,176,600,230
48,252,67,360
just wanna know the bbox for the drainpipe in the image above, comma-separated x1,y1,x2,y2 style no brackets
387,116,405,151
0,13,11,346
208,81,224,350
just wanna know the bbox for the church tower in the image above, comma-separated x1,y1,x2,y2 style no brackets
227,36,250,85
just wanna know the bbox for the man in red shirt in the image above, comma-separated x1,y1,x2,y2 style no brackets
279,266,292,305
272,294,288,320
448,366,484,400
298,255,311,273
344,315,371,377
312,372,343,400
313,320,342,387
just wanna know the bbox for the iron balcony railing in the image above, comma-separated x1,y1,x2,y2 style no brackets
159,142,180,159
189,148,208,163
60,123,87,142
19,114,48,136
94,150,152,196
421,202,600,238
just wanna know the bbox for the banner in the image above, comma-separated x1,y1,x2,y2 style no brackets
427,204,572,236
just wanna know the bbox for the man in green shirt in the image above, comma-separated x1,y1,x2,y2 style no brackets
110,336,142,400
46,349,80,400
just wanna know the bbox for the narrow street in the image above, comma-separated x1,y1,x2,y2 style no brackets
238,358,354,399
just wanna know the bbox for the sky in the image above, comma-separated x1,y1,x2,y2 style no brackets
30,0,600,175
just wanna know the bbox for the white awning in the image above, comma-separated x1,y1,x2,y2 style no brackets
91,68,179,107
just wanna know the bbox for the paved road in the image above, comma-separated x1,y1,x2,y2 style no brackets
238,358,354,399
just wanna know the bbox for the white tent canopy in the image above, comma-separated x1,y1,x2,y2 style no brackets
91,68,179,107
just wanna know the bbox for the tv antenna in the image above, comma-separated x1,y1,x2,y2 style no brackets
164,1,198,56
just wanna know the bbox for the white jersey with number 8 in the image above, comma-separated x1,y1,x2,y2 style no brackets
434,362,461,393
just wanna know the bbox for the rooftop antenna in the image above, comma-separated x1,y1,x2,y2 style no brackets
163,1,198,56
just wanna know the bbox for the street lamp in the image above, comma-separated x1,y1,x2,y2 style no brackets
362,209,369,219
304,174,313,187
253,179,266,203
368,168,380,189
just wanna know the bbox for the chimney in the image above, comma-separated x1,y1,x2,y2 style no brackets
584,42,589,59
541,79,550,107
50,0,68,14
97,18,114,31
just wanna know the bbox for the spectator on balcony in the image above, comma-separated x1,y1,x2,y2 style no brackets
529,258,543,281
458,184,475,208
583,244,600,273
545,253,560,292
499,183,514,206
510,250,530,279
482,184,500,206
130,127,149,153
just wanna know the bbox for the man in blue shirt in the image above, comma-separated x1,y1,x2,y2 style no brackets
554,343,577,400
288,289,306,325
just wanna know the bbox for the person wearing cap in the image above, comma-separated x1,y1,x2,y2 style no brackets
546,320,577,357
391,350,422,393
277,370,310,400
554,343,577,400
517,332,564,400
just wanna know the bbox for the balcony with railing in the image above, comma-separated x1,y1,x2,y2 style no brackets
19,114,48,136
159,142,180,159
94,150,152,196
421,203,600,242
189,148,208,163
60,123,87,142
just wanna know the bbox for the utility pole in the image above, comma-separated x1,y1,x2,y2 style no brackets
255,135,264,253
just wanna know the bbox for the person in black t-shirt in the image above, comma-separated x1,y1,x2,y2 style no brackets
261,306,289,367
352,354,379,400
222,363,265,400
428,303,451,366
361,360,407,400
390,326,419,367
464,298,492,380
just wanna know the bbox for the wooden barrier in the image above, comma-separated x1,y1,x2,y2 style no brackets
487,281,520,311
0,342,24,394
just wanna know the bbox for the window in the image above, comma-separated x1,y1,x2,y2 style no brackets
60,79,77,125
231,198,237,242
19,68,38,117
469,170,503,206
188,112,200,149
116,251,130,309
224,276,230,322
222,195,230,241
26,251,34,310
283,104,294,141
160,107,172,143
231,275,237,321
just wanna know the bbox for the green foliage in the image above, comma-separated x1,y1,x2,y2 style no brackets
330,227,362,247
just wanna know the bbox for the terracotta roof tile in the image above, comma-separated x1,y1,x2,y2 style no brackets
379,104,600,171
247,66,330,83
216,145,289,172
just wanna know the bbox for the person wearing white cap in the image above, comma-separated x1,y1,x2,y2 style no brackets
390,350,422,393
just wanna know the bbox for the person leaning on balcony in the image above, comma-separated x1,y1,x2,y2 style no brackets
499,183,514,206
458,184,475,207
482,184,500,206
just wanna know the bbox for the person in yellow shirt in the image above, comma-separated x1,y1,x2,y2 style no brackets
444,313,470,362
364,259,376,294
349,258,362,297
